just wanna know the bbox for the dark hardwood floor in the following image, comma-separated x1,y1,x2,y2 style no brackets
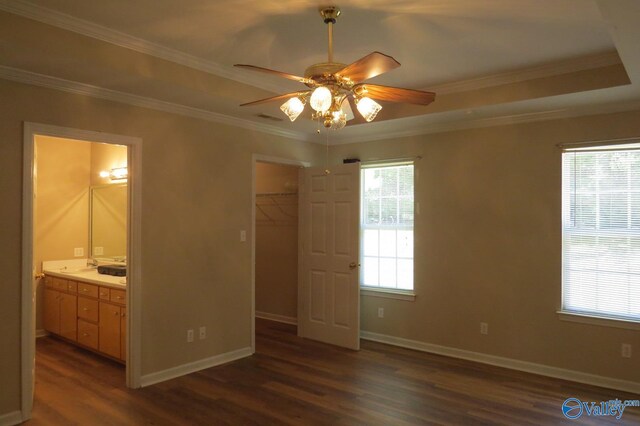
28,319,639,425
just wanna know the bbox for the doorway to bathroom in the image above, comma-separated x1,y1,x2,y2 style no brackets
21,123,142,420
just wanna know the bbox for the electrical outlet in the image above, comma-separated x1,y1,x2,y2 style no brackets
187,329,194,343
74,247,84,257
622,343,632,358
240,230,246,242
480,322,489,335
199,326,206,340
94,246,104,255
377,307,384,318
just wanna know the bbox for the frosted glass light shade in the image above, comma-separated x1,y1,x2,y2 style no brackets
280,97,305,121
330,109,347,130
356,97,382,122
310,86,332,113
340,98,354,121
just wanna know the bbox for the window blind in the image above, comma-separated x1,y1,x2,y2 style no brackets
361,163,414,290
562,148,640,321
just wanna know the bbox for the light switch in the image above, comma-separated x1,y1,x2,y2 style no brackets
74,247,84,257
240,230,246,242
94,247,104,255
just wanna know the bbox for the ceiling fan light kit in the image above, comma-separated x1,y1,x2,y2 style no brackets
235,6,436,130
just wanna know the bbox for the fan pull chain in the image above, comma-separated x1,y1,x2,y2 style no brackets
325,130,330,175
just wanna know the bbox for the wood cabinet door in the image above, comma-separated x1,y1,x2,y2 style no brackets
43,289,60,334
120,307,126,361
99,302,121,359
78,320,99,350
59,293,77,341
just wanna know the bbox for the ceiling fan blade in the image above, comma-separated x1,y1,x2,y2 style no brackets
234,64,314,85
239,91,309,107
354,84,436,105
335,52,401,83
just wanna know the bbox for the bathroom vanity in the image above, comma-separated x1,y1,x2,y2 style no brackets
43,266,126,362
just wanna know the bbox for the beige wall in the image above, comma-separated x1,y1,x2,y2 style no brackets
33,136,92,330
330,110,640,384
255,162,299,319
0,78,323,416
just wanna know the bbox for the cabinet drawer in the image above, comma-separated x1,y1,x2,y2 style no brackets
78,320,98,350
99,287,110,300
110,289,126,305
77,282,98,298
46,276,67,291
78,297,99,322
67,281,77,293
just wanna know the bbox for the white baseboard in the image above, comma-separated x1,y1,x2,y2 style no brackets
140,347,252,387
0,411,23,426
256,311,297,325
36,329,49,338
360,331,640,395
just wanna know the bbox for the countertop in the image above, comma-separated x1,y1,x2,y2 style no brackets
44,268,127,290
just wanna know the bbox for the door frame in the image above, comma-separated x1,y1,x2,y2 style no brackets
21,122,143,420
250,154,310,352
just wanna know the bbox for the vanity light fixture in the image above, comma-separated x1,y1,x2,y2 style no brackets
100,167,128,181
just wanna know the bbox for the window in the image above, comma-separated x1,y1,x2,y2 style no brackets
361,163,414,291
562,145,640,322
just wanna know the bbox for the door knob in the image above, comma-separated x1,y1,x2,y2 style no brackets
349,262,360,270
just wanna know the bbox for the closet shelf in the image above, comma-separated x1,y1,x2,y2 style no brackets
256,192,298,225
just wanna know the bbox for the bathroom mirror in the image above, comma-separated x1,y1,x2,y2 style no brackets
90,183,127,260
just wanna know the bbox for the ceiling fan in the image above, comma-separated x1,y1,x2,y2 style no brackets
235,6,436,130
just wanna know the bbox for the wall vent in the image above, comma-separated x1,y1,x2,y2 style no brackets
256,113,284,122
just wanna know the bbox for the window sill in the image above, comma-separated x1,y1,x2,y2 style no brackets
360,287,416,301
557,311,640,330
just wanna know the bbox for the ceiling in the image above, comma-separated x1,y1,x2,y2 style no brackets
1,0,639,143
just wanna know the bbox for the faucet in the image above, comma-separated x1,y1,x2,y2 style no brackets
87,258,98,267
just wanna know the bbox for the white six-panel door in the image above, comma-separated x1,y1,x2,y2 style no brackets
298,163,360,350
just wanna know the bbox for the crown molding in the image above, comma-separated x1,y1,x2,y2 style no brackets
3,64,639,146
429,51,622,95
331,99,640,145
0,0,291,94
0,65,309,142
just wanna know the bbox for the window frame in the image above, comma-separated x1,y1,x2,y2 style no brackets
359,161,416,300
559,143,640,328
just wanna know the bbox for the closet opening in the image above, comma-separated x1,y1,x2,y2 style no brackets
252,158,305,343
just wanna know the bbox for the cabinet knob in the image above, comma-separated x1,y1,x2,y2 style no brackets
82,333,89,337
82,308,88,311
121,313,126,317
114,311,119,315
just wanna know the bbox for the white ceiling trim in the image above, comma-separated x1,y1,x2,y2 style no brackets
0,0,289,94
430,51,622,95
330,100,640,145
0,65,310,142
0,0,624,99
3,64,639,146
